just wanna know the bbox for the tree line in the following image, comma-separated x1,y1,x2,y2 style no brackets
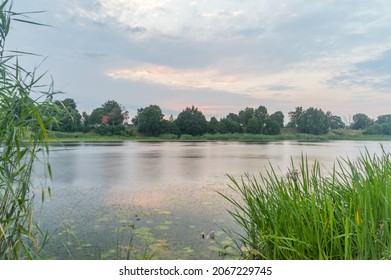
49,98,391,137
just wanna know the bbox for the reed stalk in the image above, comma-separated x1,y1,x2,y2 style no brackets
0,0,55,259
222,147,391,259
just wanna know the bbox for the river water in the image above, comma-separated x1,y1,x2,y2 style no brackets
33,140,391,259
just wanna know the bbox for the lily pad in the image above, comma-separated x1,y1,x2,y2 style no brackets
183,247,194,253
133,227,155,243
208,245,221,253
155,225,170,230
221,239,233,246
158,210,171,215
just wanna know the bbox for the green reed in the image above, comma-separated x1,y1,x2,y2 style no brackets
222,147,391,259
0,0,56,259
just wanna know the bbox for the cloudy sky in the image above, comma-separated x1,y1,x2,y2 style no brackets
7,0,391,122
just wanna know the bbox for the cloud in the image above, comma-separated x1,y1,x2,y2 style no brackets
105,61,307,102
265,84,298,91
327,49,391,91
106,63,242,92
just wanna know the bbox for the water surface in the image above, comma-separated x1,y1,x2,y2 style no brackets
34,140,391,259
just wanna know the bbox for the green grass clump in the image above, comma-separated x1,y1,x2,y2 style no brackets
222,148,391,259
0,1,55,259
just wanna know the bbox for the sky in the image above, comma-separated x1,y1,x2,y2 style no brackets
7,0,391,123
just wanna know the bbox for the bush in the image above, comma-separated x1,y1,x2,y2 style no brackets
96,124,126,136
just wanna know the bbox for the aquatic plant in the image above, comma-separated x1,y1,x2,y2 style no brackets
0,0,56,259
222,147,391,259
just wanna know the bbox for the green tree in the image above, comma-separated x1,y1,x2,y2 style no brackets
376,114,391,125
176,106,208,136
263,119,281,135
297,107,328,135
207,116,219,134
238,107,255,126
287,107,303,128
255,105,268,122
246,116,262,134
326,111,345,129
133,105,164,136
269,111,284,128
226,113,240,123
52,98,82,132
219,118,241,134
364,115,391,135
161,118,180,135
363,123,384,135
86,100,128,127
352,113,373,130
102,100,128,126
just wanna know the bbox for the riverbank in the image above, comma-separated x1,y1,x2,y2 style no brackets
48,129,391,143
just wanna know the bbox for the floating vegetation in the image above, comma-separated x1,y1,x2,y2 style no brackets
155,225,170,231
158,210,172,215
183,247,194,254
221,238,234,247
149,239,169,254
133,227,155,244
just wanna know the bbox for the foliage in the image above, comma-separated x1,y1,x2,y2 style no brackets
0,0,55,259
263,119,280,135
207,116,219,134
246,117,262,134
222,148,391,260
364,114,391,136
219,118,241,134
238,107,255,126
326,111,345,129
161,119,180,136
297,107,329,135
287,106,303,128
85,100,128,128
352,113,373,130
133,105,163,136
95,124,126,136
269,111,284,128
176,106,208,136
51,98,82,132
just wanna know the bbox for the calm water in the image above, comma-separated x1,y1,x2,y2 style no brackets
33,140,391,259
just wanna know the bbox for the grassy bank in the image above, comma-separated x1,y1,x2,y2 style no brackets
222,148,391,260
48,129,391,142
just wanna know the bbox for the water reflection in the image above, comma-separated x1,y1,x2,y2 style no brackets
35,140,391,259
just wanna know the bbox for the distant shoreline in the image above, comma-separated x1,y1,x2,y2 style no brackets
48,130,391,143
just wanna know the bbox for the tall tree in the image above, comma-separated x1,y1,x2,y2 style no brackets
297,107,328,135
52,98,82,132
133,105,164,136
246,116,262,134
264,119,281,135
238,107,255,126
352,113,373,130
219,118,241,134
269,111,284,128
326,111,345,129
287,107,303,128
208,117,219,134
87,100,128,127
176,106,208,136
